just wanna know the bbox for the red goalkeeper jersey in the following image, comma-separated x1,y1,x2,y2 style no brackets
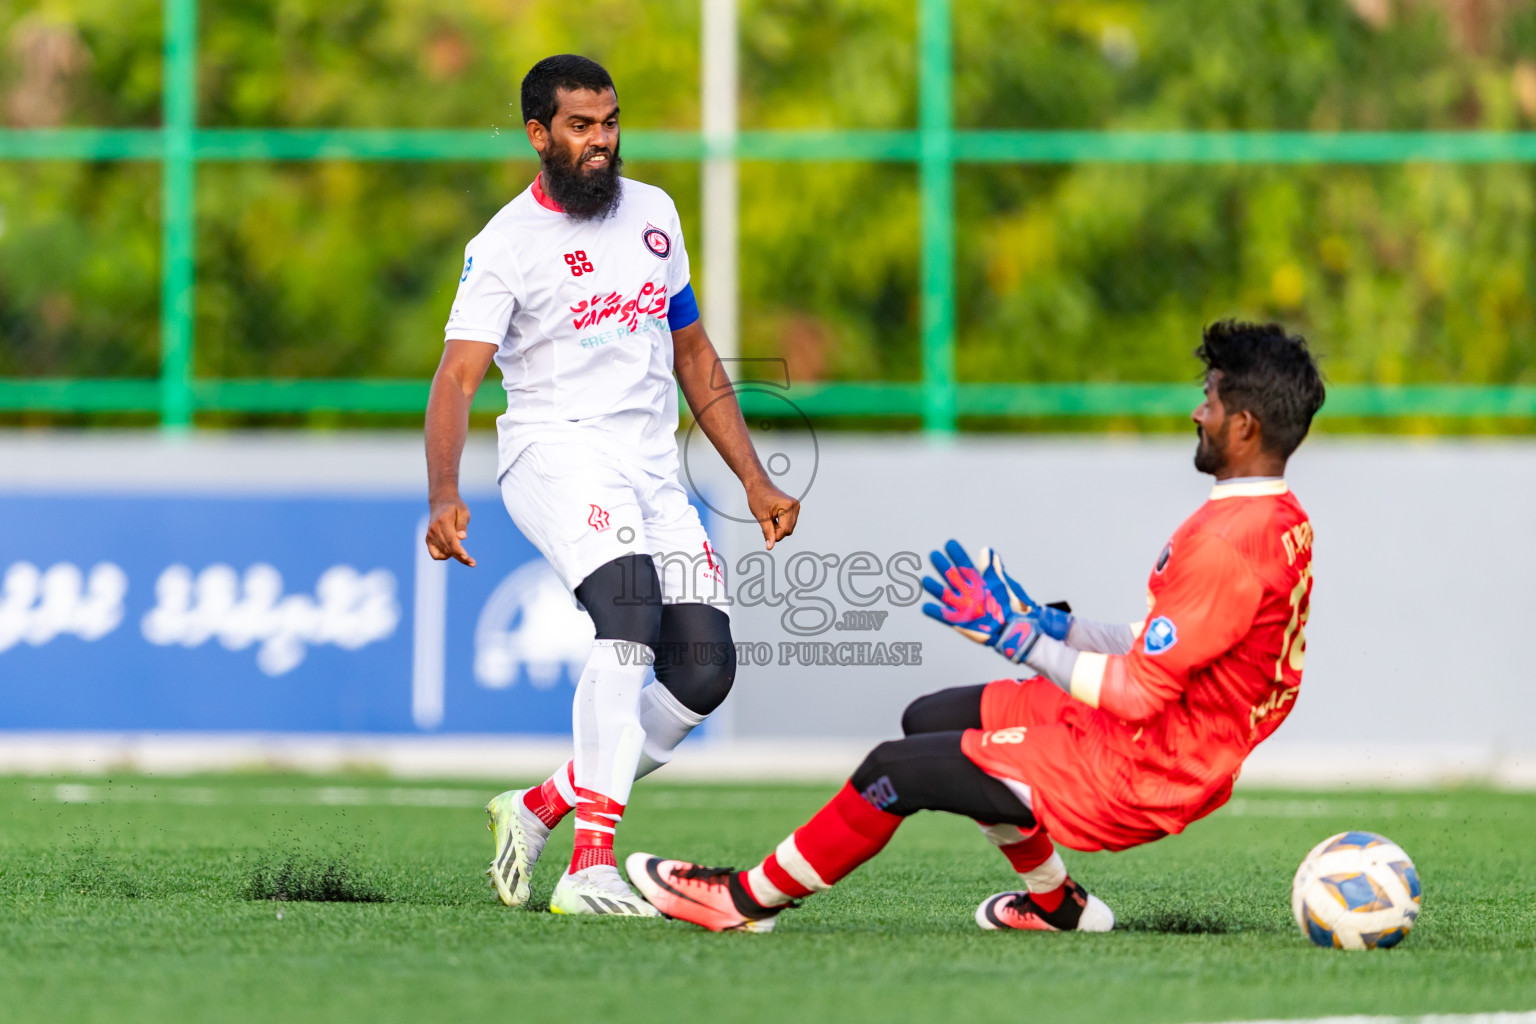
962,478,1314,852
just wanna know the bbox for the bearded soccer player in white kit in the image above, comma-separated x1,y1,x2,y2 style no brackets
425,55,801,916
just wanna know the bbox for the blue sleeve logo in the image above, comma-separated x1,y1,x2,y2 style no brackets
1144,616,1178,655
460,256,474,282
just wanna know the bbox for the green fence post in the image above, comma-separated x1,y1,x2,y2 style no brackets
158,0,197,431
918,0,956,434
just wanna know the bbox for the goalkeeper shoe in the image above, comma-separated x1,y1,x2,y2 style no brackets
626,853,784,933
485,789,550,908
975,879,1114,932
549,865,662,917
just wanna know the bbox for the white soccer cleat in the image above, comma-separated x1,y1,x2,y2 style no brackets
485,789,550,908
975,878,1115,932
550,864,663,917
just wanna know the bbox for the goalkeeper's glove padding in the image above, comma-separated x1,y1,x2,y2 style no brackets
920,539,1072,663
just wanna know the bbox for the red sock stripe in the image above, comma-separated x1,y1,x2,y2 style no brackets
999,829,1055,874
570,788,626,874
760,856,813,899
574,788,625,817
522,770,575,830
1031,884,1066,912
570,845,617,871
788,782,903,888
998,829,1066,910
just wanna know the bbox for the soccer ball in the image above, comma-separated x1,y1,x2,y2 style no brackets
1291,831,1421,950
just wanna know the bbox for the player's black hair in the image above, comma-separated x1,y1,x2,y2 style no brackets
520,54,616,127
1196,321,1326,459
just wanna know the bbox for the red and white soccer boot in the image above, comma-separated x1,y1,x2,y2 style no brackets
975,878,1115,932
626,852,785,933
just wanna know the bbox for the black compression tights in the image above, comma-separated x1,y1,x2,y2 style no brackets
901,684,987,735
842,683,1035,827
847,730,1037,829
654,602,736,716
573,554,737,716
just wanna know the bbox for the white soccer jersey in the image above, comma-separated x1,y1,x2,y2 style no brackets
445,175,698,480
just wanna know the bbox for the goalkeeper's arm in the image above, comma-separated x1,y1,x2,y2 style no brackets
1064,618,1140,655
1023,532,1269,722
1023,640,1169,723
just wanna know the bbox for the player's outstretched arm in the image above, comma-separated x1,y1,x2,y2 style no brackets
424,338,497,567
672,319,800,550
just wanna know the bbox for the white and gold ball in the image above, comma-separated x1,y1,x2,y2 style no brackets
1291,830,1421,950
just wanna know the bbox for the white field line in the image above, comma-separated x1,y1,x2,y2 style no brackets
0,735,1533,788
639,789,825,810
1219,798,1451,819
1208,1015,1536,1024
23,783,830,811
18,786,1472,820
32,784,490,808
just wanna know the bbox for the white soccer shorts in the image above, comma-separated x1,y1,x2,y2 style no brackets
500,442,728,610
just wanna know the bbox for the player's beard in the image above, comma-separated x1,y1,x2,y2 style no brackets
541,142,624,222
1193,420,1229,475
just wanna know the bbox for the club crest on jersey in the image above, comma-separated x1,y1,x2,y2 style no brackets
642,224,671,260
1155,542,1173,574
587,504,611,532
1144,616,1178,655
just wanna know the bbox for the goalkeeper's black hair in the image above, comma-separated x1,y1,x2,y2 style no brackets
521,55,616,128
1196,321,1326,459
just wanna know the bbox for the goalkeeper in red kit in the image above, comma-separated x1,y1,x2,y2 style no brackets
628,321,1327,933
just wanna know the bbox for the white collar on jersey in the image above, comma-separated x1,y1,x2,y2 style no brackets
1209,476,1288,499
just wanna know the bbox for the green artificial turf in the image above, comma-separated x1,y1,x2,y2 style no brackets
1,775,1532,1024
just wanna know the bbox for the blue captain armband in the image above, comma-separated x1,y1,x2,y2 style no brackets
667,283,700,331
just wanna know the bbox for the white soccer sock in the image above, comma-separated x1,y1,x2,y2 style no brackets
572,639,649,813
975,822,1066,893
1022,852,1067,894
549,760,578,808
541,676,706,816
634,680,708,780
745,865,795,907
977,822,1029,847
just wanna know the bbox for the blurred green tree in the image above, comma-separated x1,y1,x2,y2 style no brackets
2,0,1535,409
